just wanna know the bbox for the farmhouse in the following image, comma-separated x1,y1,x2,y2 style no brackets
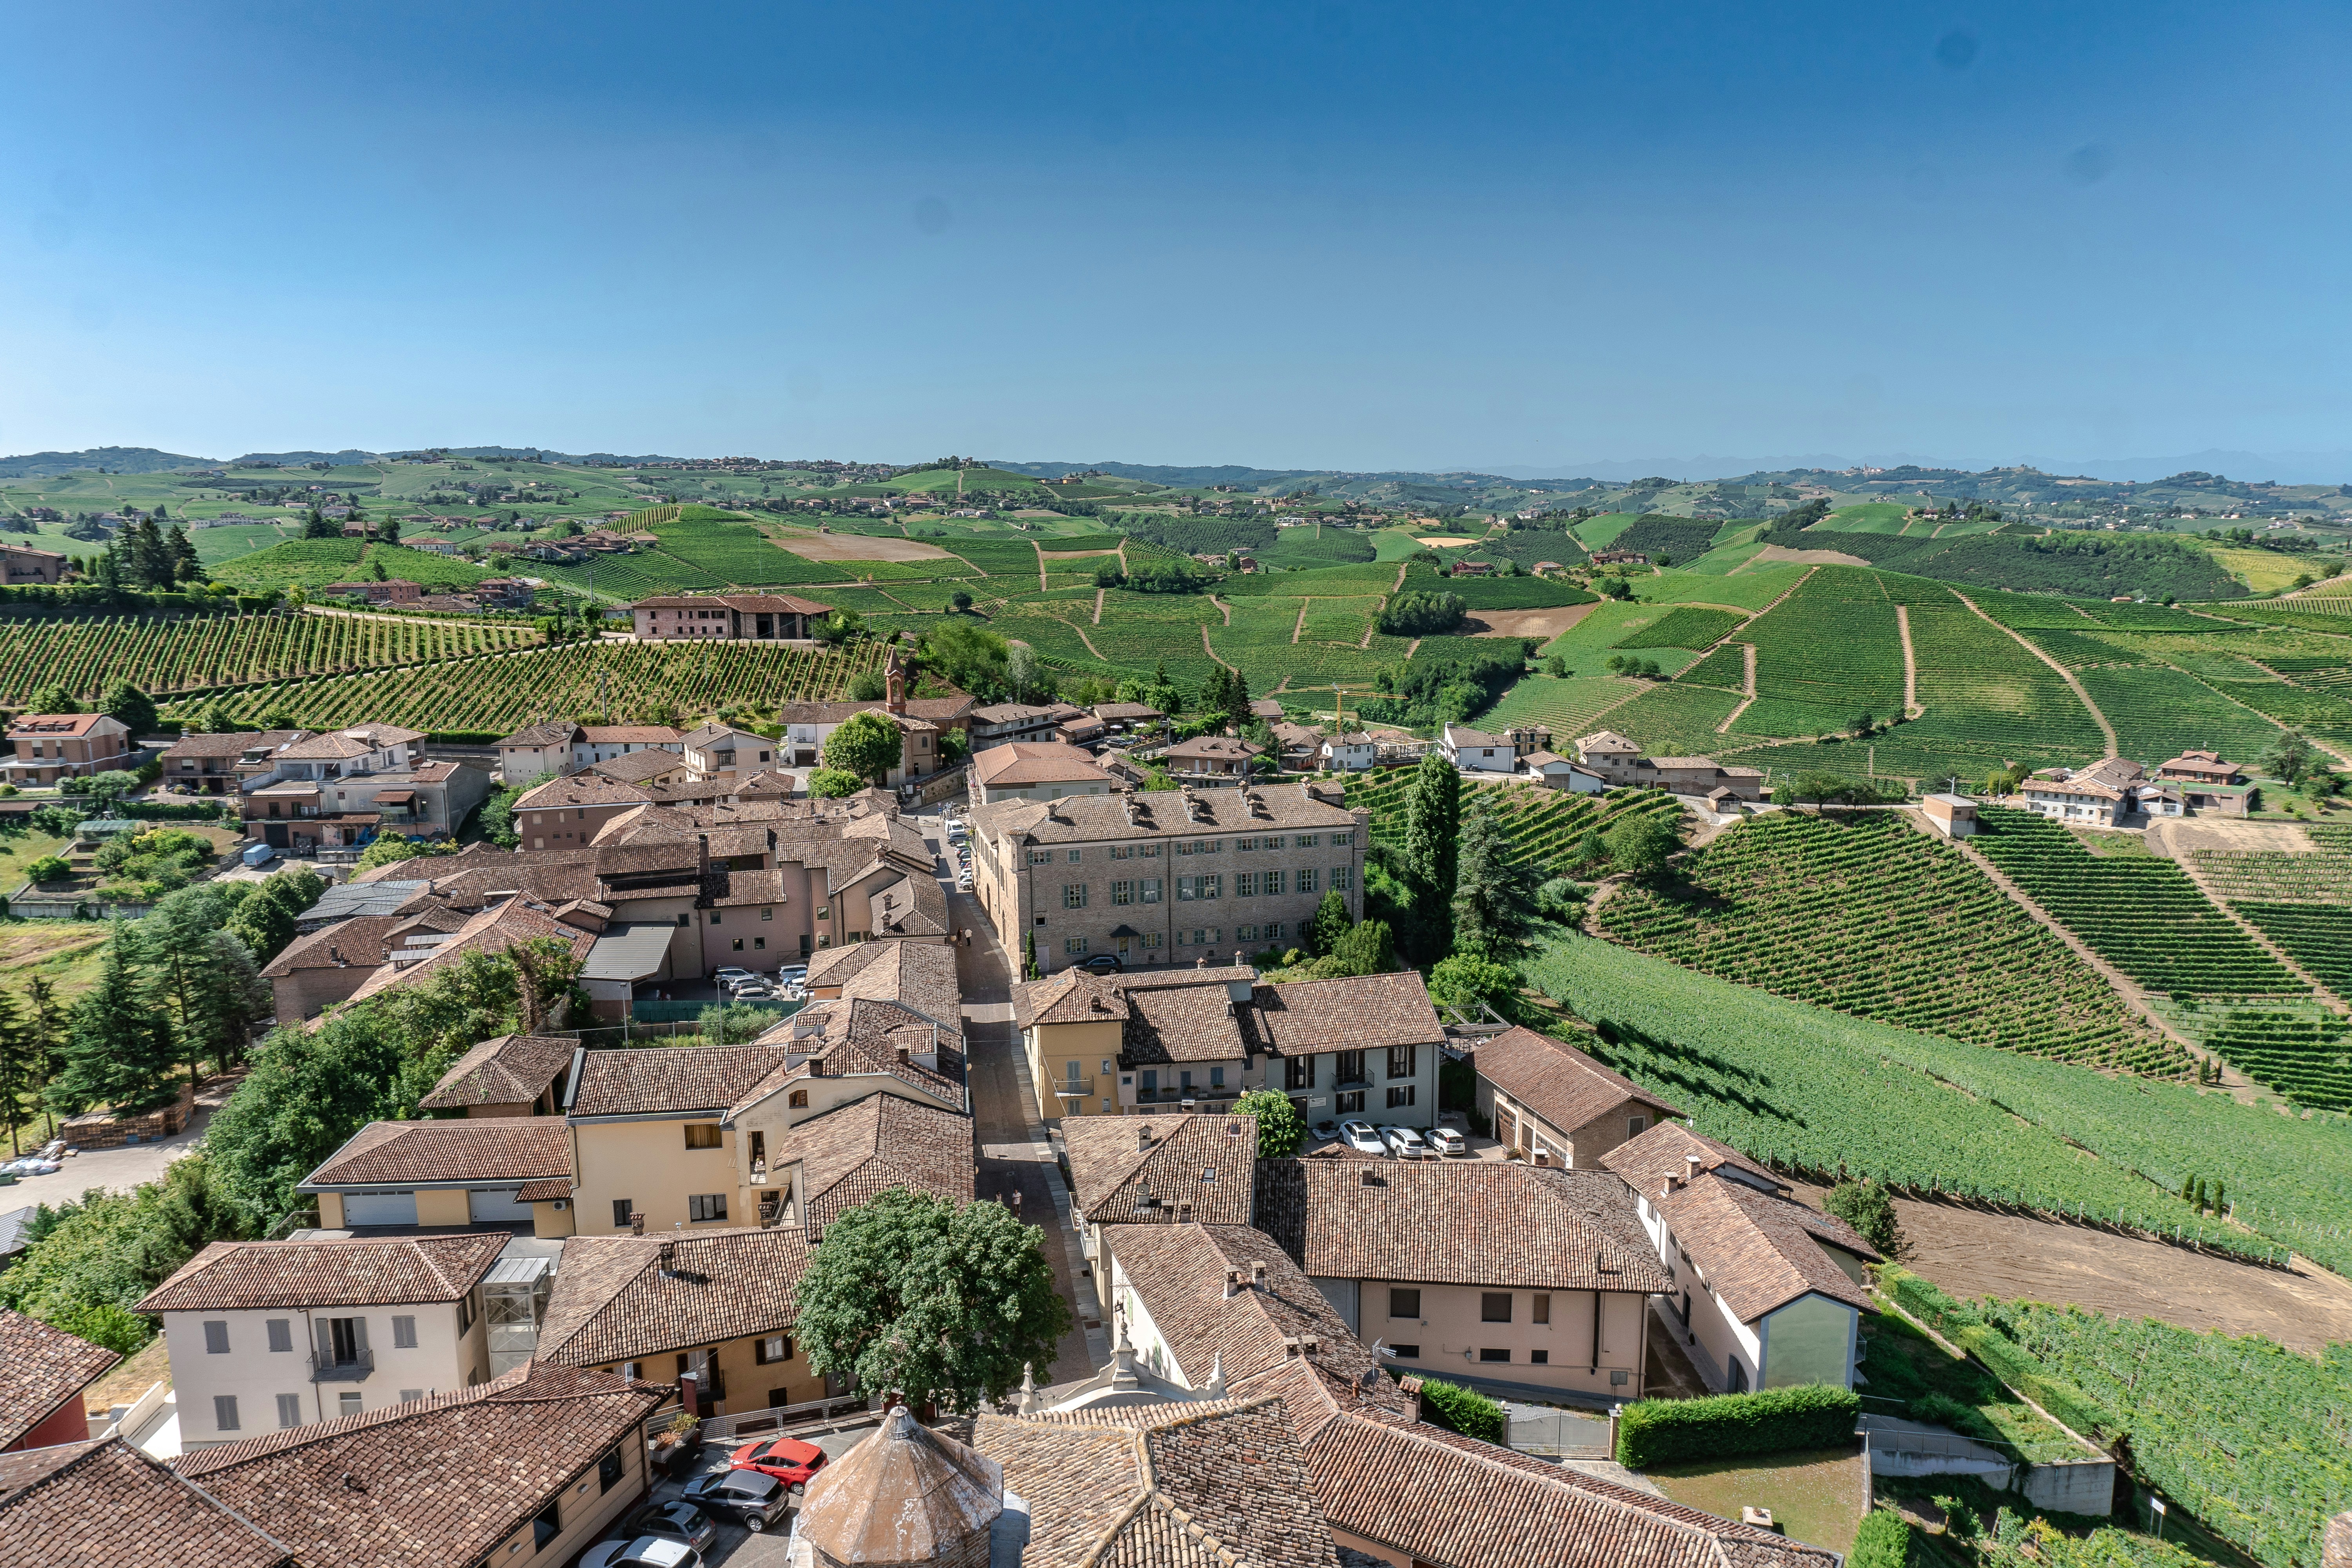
1161,735,1265,777
3,712,133,788
2019,756,2241,823
494,721,683,784
320,578,423,605
1571,730,1766,802
1470,1025,1684,1170
1440,724,1515,772
628,592,831,640
0,541,68,584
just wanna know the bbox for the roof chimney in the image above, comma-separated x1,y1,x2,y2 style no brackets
629,1210,646,1236
1196,954,1208,970
1685,1153,1702,1183
1176,1199,1193,1221
659,1240,677,1274
1301,1334,1319,1358
1250,1259,1268,1288
896,1046,909,1065
697,833,710,882
1225,1268,1244,1299
1138,1123,1154,1150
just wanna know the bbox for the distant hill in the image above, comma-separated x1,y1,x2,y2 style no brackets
232,449,384,467
0,446,216,477
991,459,1608,495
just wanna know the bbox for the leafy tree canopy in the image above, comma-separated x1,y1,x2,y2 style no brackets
1235,1088,1304,1157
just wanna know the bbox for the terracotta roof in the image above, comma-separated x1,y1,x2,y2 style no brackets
0,1439,292,1568
417,1033,576,1111
969,784,1357,846
300,1118,572,1188
1299,1161,1670,1293
332,898,596,1012
632,592,833,614
799,1406,1002,1566
0,1309,119,1450
1062,1114,1258,1227
1014,969,1133,1029
1123,977,1249,1066
580,747,688,784
7,713,114,737
976,1397,1339,1568
162,731,270,758
777,695,976,725
1469,1026,1684,1140
260,916,401,977
773,1091,975,1238
496,721,579,748
973,742,1114,788
580,725,682,744
740,997,967,1112
137,1234,506,1313
568,1043,792,1118
1599,1122,1781,1198
1162,736,1265,761
1105,1224,1383,1394
514,773,657,811
174,1363,664,1568
537,1227,813,1367
1242,971,1445,1056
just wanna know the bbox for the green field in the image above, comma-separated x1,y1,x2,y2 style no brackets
1596,811,2183,1070
1611,606,1745,650
1346,770,1683,881
1589,682,1748,755
1522,934,2352,1276
1731,566,1906,737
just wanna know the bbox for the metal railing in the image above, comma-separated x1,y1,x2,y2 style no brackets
1051,1077,1096,1098
694,1394,875,1444
309,1350,374,1383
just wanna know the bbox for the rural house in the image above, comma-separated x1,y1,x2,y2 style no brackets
3,712,133,788
1470,1025,1685,1169
629,592,833,640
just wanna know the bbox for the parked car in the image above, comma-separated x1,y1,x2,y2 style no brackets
616,1502,717,1556
730,982,778,1000
1425,1127,1468,1157
1078,953,1123,974
713,967,756,989
1341,1120,1385,1156
580,1537,701,1568
681,1467,787,1531
1311,1119,1340,1143
730,1434,829,1488
1381,1126,1430,1160
773,965,808,984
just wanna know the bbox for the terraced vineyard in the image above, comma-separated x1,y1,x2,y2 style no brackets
1899,594,2106,751
2195,1011,2352,1110
1344,768,1684,881
1733,566,1905,737
1611,606,1745,650
1478,673,1644,740
1597,811,2183,1071
2186,846,2352,1000
157,638,881,735
1969,808,2302,996
0,612,538,705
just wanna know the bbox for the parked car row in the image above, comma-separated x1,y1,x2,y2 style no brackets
1330,1120,1465,1159
581,1435,831,1567
711,965,809,1003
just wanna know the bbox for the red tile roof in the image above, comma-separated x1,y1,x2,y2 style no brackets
536,1227,814,1367
773,1091,975,1238
1062,1114,1257,1227
567,1042,792,1118
417,1034,576,1111
1300,1161,1671,1294
1104,1224,1381,1393
0,1309,119,1450
1242,971,1445,1056
299,1118,572,1188
1468,1025,1684,1139
0,1439,292,1568
138,1234,508,1313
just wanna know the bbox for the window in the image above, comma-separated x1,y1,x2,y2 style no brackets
203,1320,230,1355
755,1334,795,1364
1336,1049,1366,1084
1388,1043,1418,1079
1479,1348,1512,1363
1238,837,1257,852
1336,1090,1365,1114
214,1395,241,1432
1143,931,1163,948
1264,922,1284,941
1068,849,1083,862
276,1394,302,1429
1482,1292,1513,1323
613,1199,635,1229
677,912,689,927
1297,833,1320,848
1065,936,1088,956
267,1319,293,1353
1110,845,1132,860
392,1315,417,1349
1628,1114,1647,1140
1030,850,1053,866
1530,1348,1550,1365
533,1495,563,1551
1235,872,1257,898
1284,1055,1316,1090
1177,841,1192,857
1210,1066,1225,1088
1296,867,1317,895
1389,1343,1421,1359
1063,883,1088,909
1532,1293,1551,1325
1202,874,1223,899
754,936,765,949
1236,923,1258,941
1331,866,1352,892
789,1089,809,1108
1112,879,1133,905
1334,831,1353,846
599,1443,626,1493
688,1193,729,1222
458,1293,476,1334
685,1123,724,1150
761,907,772,920
1177,876,1196,901
732,937,744,951
709,912,721,925
1386,1085,1416,1109
1140,844,1160,858
1389,1288,1422,1319
1263,835,1285,850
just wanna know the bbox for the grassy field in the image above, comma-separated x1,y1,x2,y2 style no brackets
1596,811,2183,1070
1647,1450,1865,1556
1818,501,1914,534
2206,546,2319,594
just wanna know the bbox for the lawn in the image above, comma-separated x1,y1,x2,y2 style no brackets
1645,1447,1867,1555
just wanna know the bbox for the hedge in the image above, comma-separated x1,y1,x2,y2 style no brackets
1415,1378,1506,1444
1614,1384,1860,1468
117,799,239,822
1877,1268,2115,1443
1849,1508,1913,1568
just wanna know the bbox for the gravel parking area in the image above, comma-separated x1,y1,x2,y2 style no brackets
622,1421,877,1566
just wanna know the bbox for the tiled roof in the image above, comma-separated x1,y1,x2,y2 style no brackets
1299,1161,1671,1293
418,1033,576,1111
581,747,688,783
1105,1224,1383,1394
536,1227,813,1367
968,784,1357,846
740,998,967,1112
581,725,682,744
1600,1122,1781,1199
973,742,1114,788
496,721,579,748
174,1363,664,1568
775,1091,975,1238
1469,1026,1684,1138
1162,736,1264,761
1241,971,1444,1056
162,731,269,758
332,898,596,1011
300,1118,572,1188
976,1397,1339,1568
137,1234,506,1313
1015,969,1132,1029
260,915,400,976
569,1043,792,1118
0,1309,119,1450
1123,979,1248,1066
0,1439,292,1568
1062,1114,1257,1227
515,773,657,811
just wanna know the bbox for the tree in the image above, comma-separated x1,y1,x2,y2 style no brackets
807,766,865,799
699,1001,778,1046
301,506,337,539
1305,889,1352,958
1427,953,1517,1018
1450,806,1541,962
847,670,888,702
378,515,400,545
1007,643,1045,703
26,684,76,715
2263,733,2319,788
1824,1180,1904,1258
479,769,555,848
355,835,426,870
796,1188,1071,1414
922,620,1011,700
226,865,326,965
1196,665,1233,726
1234,1088,1304,1157
19,978,62,1143
507,936,586,1036
1022,930,1040,981
144,887,269,1082
0,991,28,1156
824,711,904,788
1416,1378,1506,1443
1326,918,1397,977
1401,752,1461,934
1378,592,1469,636
1600,812,1679,879
49,926,180,1116
205,1012,407,1226
949,589,973,613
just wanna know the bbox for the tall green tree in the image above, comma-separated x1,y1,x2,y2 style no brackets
168,524,201,583
49,926,180,1116
824,710,905,788
0,990,29,1156
301,506,338,539
27,683,76,715
1305,888,1352,958
1234,1087,1304,1156
1401,751,1461,940
1326,918,1397,977
797,1189,1071,1414
1601,812,1681,880
1450,805,1542,962
1222,667,1252,734
20,978,63,1143
144,887,269,1082
99,680,159,739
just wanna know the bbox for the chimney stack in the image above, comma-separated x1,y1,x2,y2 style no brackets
697,833,710,882
1684,1154,1702,1184
659,1240,677,1273
1138,1123,1154,1150
1196,954,1208,970
629,1211,646,1236
1225,1268,1244,1299
1177,1199,1193,1221
1250,1259,1268,1288
897,1047,909,1065
1301,1334,1319,1358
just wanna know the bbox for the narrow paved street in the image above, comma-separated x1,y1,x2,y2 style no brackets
920,813,1103,1385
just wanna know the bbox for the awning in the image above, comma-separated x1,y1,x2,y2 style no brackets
581,922,676,982
374,788,417,804
1108,924,1142,938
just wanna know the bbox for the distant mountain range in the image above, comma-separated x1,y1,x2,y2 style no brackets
1474,450,2352,487
0,445,684,477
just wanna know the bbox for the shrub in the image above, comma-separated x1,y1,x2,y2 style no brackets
807,766,864,799
1613,1385,1861,1468
1415,1377,1506,1444
25,855,71,883
1378,590,1468,636
1849,1509,1913,1568
1234,1088,1303,1157
1824,1179,1904,1256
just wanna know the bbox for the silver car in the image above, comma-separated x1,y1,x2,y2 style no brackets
1341,1120,1386,1156
1380,1126,1430,1160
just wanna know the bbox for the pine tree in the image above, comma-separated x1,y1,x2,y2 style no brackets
1451,804,1541,962
0,990,28,1157
100,680,159,739
1223,667,1252,735
168,524,201,583
49,926,181,1116
20,978,62,1142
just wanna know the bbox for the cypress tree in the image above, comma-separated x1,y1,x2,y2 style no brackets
1402,751,1461,932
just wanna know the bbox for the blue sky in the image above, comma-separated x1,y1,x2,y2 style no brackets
2,2,2347,474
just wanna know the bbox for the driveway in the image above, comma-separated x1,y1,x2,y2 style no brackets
1,1076,240,1205
636,1421,876,1566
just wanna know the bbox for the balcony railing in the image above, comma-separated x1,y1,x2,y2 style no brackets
1134,1086,1235,1105
309,1350,374,1383
1051,1077,1096,1098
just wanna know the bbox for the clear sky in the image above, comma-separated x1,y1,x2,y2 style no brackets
2,1,2347,474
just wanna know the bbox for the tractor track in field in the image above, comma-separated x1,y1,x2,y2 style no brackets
1201,623,1238,673
1954,589,2118,757
1093,588,1105,625
1291,601,1309,644
1715,644,1759,735
1896,603,1922,718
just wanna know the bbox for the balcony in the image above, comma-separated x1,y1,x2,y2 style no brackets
309,1350,374,1383
1051,1077,1096,1098
1134,1086,1234,1106
1330,1075,1374,1092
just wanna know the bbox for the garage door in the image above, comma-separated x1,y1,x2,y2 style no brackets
343,1191,417,1226
467,1187,534,1222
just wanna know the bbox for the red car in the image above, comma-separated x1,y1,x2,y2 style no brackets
730,1436,828,1488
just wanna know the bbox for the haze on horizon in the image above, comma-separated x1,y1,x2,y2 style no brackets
2,2,2346,475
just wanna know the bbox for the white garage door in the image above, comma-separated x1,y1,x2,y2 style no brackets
343,1191,417,1226
467,1187,533,1222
